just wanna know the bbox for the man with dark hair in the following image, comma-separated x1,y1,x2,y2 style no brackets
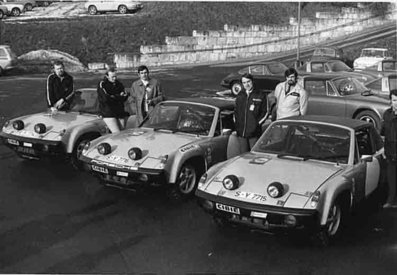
270,67,308,120
381,89,397,208
46,60,74,111
129,65,164,125
231,73,269,153
97,67,129,133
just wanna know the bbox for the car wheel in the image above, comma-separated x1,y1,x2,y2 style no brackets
0,66,3,76
11,8,21,17
355,110,381,132
313,198,345,246
43,1,50,7
118,5,128,14
167,163,201,202
0,10,4,19
231,81,243,96
71,135,99,170
25,3,33,11
88,5,97,15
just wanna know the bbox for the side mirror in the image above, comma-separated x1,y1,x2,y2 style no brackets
222,129,232,136
361,155,373,162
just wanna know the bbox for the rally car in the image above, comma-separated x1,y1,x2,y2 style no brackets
79,97,237,201
196,116,385,245
0,88,111,169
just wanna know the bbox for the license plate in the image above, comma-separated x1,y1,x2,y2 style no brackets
16,146,35,155
215,203,240,214
116,171,128,177
7,139,19,146
250,211,268,218
92,165,108,174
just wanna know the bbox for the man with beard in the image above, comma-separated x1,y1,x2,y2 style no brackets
271,67,308,120
46,60,74,112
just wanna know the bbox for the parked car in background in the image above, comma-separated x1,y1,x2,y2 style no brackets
85,0,143,15
298,74,390,131
79,97,238,201
311,46,344,61
35,0,51,6
296,60,376,83
353,48,392,70
361,59,397,78
0,0,24,16
220,61,288,96
196,116,385,246
3,0,36,11
0,4,7,19
366,74,397,96
0,45,18,76
0,89,119,169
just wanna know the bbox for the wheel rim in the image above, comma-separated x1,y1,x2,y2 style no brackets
0,11,3,19
119,6,127,14
75,139,89,159
12,9,20,16
358,115,376,126
89,6,97,14
26,4,32,11
177,165,197,194
326,203,341,236
231,82,242,96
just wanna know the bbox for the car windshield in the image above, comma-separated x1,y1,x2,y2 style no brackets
70,89,99,114
328,60,352,72
313,48,336,57
361,49,388,58
267,63,288,74
333,77,369,95
141,102,215,136
253,122,351,164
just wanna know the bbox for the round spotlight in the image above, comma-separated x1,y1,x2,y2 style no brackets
34,123,46,134
284,215,297,227
12,120,24,130
222,175,239,190
138,174,149,182
128,147,142,160
267,182,284,198
97,143,111,155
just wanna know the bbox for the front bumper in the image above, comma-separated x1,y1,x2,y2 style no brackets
80,155,166,190
0,133,64,159
196,189,319,232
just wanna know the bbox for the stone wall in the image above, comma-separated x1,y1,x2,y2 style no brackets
114,5,397,69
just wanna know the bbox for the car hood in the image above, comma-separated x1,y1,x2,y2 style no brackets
83,128,200,168
203,153,342,208
2,111,100,140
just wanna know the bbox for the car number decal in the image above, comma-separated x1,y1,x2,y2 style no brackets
215,203,240,214
14,130,37,138
105,155,130,164
235,191,267,202
179,144,198,153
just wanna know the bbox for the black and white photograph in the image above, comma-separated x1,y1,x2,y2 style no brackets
0,0,396,274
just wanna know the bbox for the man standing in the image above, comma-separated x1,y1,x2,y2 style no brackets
381,89,397,208
97,67,129,133
129,65,164,125
46,60,74,111
271,67,308,120
233,73,268,152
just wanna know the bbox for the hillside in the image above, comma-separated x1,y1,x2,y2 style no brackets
0,2,393,65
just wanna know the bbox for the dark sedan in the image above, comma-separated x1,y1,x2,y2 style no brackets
220,61,287,96
300,74,390,131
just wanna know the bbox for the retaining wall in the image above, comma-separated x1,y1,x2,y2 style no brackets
114,5,397,69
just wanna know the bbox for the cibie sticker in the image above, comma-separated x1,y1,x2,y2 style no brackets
179,144,198,153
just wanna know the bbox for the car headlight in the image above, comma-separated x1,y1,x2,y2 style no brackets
198,173,208,189
97,143,111,155
222,175,239,190
12,120,24,130
267,182,284,198
34,123,46,134
3,120,10,128
310,190,321,207
82,141,91,154
128,147,142,160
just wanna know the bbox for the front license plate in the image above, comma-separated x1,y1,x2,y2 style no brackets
16,146,35,155
92,165,109,174
216,203,240,214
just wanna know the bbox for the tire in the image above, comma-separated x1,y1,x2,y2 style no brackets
25,3,33,11
355,110,381,132
0,66,3,76
231,81,243,96
313,198,346,246
118,5,128,14
88,5,97,15
11,8,21,17
0,10,4,19
70,134,99,170
166,163,201,202
43,1,50,7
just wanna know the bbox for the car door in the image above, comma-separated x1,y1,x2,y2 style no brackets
305,79,346,117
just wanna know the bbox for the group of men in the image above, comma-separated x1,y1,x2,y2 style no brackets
46,61,396,208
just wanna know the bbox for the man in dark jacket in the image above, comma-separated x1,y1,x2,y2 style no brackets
46,60,74,111
381,89,397,208
233,73,269,152
97,68,129,133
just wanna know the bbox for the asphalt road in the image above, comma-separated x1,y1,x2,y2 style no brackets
1,66,397,274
